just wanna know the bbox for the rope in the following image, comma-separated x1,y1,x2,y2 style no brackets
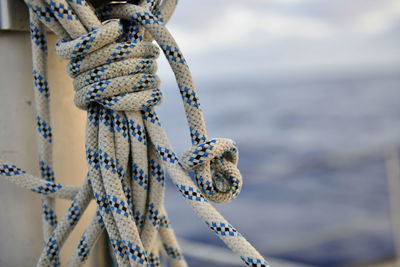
0,0,269,266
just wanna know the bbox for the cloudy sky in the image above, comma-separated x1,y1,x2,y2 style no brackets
157,0,400,80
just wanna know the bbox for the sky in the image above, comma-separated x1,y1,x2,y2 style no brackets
154,0,400,160
157,0,400,80
153,3,400,265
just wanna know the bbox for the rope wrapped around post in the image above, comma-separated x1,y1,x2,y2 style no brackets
0,0,269,266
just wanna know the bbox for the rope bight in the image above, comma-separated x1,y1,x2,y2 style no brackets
0,0,269,266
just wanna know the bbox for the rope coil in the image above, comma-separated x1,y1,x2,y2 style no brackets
0,0,269,266
57,20,163,112
182,138,242,203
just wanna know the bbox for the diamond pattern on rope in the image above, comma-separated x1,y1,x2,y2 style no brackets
0,164,26,176
0,1,270,266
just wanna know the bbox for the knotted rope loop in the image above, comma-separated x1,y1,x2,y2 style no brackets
98,3,245,204
181,138,242,204
55,19,163,112
97,3,245,204
2,0,270,265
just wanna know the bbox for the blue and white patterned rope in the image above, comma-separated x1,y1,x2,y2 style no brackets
0,0,269,266
29,12,59,244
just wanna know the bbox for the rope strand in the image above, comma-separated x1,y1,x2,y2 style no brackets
0,0,269,266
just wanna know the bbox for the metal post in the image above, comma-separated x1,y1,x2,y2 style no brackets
0,5,107,265
385,147,400,265
0,0,29,31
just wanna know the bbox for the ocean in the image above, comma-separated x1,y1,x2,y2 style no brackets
155,69,400,266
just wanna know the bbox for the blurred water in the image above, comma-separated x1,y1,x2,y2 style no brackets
156,70,400,266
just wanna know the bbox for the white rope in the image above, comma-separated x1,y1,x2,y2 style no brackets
0,1,269,266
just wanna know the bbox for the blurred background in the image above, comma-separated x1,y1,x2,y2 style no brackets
154,0,400,266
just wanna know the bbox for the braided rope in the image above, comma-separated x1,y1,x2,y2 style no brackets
0,0,269,266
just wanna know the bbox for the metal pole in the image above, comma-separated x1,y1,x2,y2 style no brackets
0,29,43,267
385,146,400,264
0,0,29,31
0,19,106,267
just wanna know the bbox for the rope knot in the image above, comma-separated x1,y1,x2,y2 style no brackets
55,20,163,111
181,138,242,203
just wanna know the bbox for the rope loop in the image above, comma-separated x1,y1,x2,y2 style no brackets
182,138,242,203
55,19,163,112
16,0,270,265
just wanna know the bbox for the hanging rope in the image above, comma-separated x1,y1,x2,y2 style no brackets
0,0,269,266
